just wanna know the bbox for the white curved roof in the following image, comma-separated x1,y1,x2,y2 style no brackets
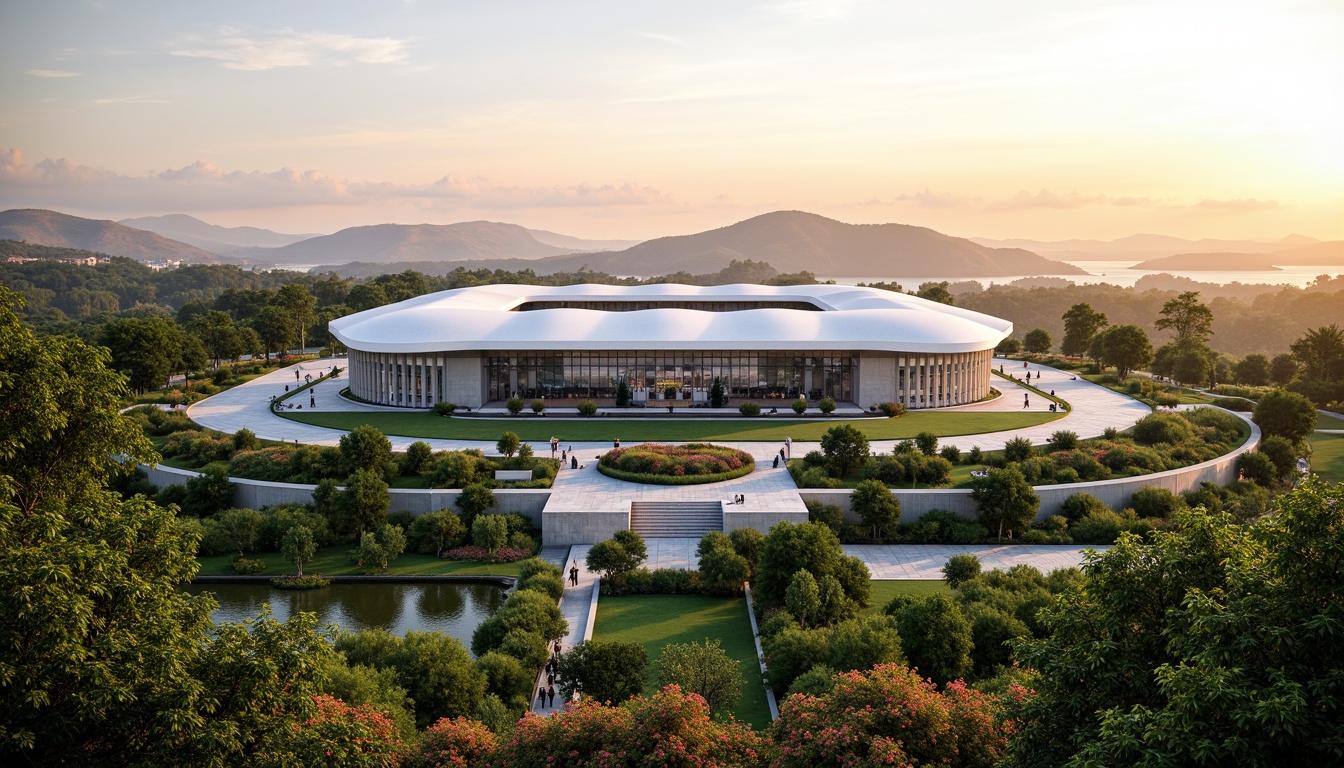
330,283,1012,354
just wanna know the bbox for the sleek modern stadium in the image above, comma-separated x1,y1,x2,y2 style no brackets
329,284,1014,410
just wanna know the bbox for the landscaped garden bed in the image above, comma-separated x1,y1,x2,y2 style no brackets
597,443,754,484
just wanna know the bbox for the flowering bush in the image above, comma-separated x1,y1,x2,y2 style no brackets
598,443,754,485
770,664,1018,768
443,545,533,563
402,716,496,768
281,695,401,768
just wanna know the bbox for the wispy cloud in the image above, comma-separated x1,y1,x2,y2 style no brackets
0,149,675,213
632,31,689,47
169,28,411,71
91,95,170,106
25,69,82,78
1192,198,1281,212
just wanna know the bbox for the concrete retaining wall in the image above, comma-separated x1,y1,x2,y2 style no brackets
140,464,550,525
800,413,1260,524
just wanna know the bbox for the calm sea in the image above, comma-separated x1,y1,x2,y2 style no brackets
823,260,1344,290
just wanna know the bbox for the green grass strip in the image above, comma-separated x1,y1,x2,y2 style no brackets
865,580,953,614
280,409,1062,442
1307,433,1344,484
593,594,772,730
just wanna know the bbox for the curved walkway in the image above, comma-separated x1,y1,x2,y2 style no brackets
188,358,1151,462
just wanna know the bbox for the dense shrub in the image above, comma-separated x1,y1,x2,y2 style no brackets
1130,486,1186,519
792,398,808,414
1004,436,1034,462
576,399,598,416
1133,412,1196,445
902,510,987,544
1059,492,1110,522
879,401,906,417
738,401,761,416
433,401,456,416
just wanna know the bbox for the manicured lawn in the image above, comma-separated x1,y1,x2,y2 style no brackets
1316,413,1344,431
280,409,1063,442
593,594,771,729
865,580,952,614
196,549,525,578
1308,433,1344,484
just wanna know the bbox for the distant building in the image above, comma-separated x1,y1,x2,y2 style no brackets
331,283,1013,410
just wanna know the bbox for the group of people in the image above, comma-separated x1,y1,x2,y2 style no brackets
728,494,747,505
538,638,564,709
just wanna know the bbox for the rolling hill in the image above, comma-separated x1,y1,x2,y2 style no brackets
0,209,216,263
119,214,320,254
526,211,1085,277
233,221,588,264
1131,241,1344,271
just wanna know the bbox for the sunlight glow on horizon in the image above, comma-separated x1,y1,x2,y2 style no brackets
0,0,1339,241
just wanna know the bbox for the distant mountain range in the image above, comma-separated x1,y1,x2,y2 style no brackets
436,211,1082,278
230,221,593,264
972,233,1322,262
1130,241,1344,271
0,209,217,263
119,214,319,254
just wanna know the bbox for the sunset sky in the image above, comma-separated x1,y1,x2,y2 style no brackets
1,0,1340,241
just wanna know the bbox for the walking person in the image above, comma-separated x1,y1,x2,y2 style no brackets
296,369,300,381
1023,394,1030,409
569,563,579,586
538,686,546,708
613,437,620,449
785,436,792,459
547,685,555,707
309,394,315,408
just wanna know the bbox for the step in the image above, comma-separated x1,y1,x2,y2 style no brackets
629,501,725,538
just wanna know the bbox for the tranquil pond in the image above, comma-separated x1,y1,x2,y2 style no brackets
182,582,509,644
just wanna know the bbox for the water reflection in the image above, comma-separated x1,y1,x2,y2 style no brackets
182,582,508,646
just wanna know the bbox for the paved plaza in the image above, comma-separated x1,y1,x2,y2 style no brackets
188,358,1151,461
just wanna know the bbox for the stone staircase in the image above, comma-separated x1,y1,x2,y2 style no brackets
629,501,723,538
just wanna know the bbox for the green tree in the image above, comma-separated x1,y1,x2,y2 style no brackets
886,593,974,686
1290,323,1344,382
340,469,391,538
401,440,434,475
339,424,396,480
657,639,744,717
98,315,185,393
357,523,406,573
249,303,292,360
1023,328,1052,354
851,478,901,540
1088,324,1153,378
189,309,247,367
335,629,487,728
1253,388,1317,444
495,431,520,458
914,281,955,305
826,614,905,674
1234,353,1271,386
996,337,1023,355
1270,352,1298,385
282,524,317,577
709,377,726,408
408,509,465,558
454,483,496,530
1169,342,1214,387
785,570,822,628
471,514,509,553
557,640,648,704
820,423,870,478
971,465,1040,542
183,465,236,516
275,283,318,354
615,379,632,406
942,553,981,588
914,430,939,455
585,531,647,577
1155,290,1214,345
0,288,329,764
757,521,871,612
215,507,263,557
1061,303,1108,358
1008,488,1344,768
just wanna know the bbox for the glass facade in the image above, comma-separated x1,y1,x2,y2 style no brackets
484,350,854,402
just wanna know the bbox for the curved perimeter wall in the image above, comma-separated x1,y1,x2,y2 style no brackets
140,464,549,526
801,413,1260,525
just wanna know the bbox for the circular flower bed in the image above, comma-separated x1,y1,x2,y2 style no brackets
598,443,755,485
